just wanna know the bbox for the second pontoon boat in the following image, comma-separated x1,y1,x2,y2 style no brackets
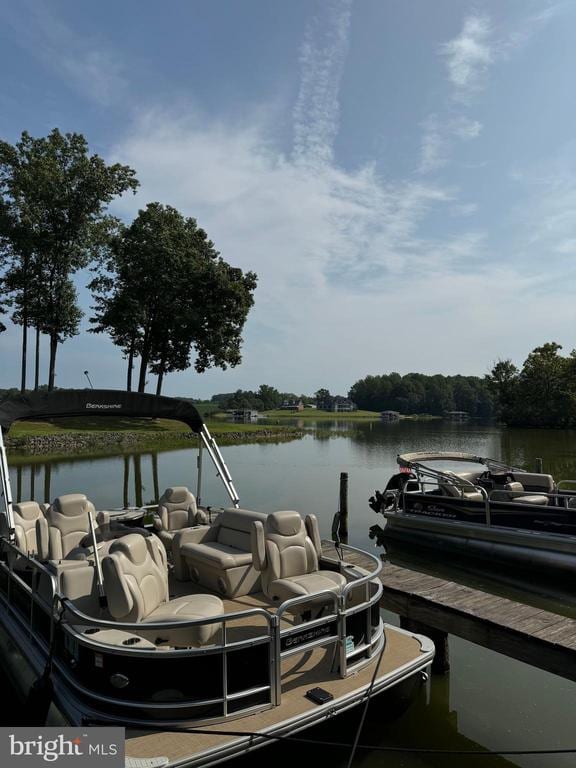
371,451,576,574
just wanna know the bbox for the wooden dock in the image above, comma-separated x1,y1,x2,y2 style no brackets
322,542,576,682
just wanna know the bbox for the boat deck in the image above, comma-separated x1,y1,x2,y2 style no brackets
125,625,429,767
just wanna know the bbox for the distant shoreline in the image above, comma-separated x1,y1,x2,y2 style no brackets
6,418,304,460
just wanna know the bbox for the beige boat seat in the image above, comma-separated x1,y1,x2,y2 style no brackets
252,511,346,607
36,493,110,562
174,508,267,597
502,481,549,506
13,501,47,555
440,474,484,502
102,534,223,647
511,473,555,494
153,486,208,551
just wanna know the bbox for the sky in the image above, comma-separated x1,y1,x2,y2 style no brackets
1,0,576,399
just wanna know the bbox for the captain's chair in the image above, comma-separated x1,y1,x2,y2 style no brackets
37,493,109,561
153,487,208,551
102,534,223,647
251,511,346,606
440,473,484,502
13,501,47,556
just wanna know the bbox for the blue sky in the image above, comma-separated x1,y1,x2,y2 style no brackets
1,0,576,398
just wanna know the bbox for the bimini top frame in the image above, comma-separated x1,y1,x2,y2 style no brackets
0,389,240,533
397,451,524,480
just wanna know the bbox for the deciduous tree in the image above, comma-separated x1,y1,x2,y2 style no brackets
90,203,257,394
0,129,138,391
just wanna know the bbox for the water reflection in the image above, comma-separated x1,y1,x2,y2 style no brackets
10,450,164,509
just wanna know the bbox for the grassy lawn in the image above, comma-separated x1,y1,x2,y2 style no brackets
261,408,381,419
10,415,298,438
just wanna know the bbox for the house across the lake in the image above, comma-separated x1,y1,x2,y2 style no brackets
316,395,357,413
279,400,304,411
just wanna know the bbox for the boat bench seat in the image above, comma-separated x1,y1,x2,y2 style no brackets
173,508,267,597
510,473,555,494
492,481,549,505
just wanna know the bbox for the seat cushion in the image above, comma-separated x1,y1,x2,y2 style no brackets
517,495,549,506
181,541,252,569
144,594,223,646
268,570,346,604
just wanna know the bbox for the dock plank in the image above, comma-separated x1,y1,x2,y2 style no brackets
321,541,576,683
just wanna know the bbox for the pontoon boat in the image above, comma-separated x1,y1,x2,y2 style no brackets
0,390,434,767
370,451,576,574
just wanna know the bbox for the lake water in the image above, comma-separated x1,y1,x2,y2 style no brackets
7,419,576,767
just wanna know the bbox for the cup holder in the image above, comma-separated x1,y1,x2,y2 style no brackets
84,628,100,635
122,637,142,646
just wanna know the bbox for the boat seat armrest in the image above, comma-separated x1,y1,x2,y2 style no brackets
172,525,211,581
96,510,110,529
173,526,211,549
251,521,266,571
36,517,49,560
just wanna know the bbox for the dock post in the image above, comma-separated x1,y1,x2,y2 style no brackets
339,472,349,543
535,457,543,473
400,617,450,673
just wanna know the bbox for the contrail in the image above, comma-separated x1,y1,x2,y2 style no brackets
292,0,353,169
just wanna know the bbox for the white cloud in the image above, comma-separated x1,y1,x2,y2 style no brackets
2,0,127,105
292,0,353,169
504,3,568,53
451,117,482,140
103,107,508,396
418,115,448,174
418,115,483,174
441,14,493,100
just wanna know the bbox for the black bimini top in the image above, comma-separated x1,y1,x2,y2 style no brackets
0,389,204,434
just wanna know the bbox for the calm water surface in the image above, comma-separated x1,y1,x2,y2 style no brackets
7,420,576,767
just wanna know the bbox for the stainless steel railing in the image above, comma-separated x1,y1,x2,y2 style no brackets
0,532,384,721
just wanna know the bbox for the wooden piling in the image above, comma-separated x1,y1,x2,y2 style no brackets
339,472,349,543
535,457,543,473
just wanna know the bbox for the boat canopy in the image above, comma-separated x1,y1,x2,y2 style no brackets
0,389,205,434
398,451,487,468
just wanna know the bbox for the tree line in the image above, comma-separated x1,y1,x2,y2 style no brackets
211,385,314,411
0,129,257,395
348,372,495,416
487,343,576,428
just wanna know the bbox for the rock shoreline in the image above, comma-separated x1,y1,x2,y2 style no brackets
6,429,303,455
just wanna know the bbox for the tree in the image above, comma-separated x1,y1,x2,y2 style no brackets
487,359,519,421
257,385,283,410
90,270,142,390
90,203,257,394
518,343,573,427
0,129,138,391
